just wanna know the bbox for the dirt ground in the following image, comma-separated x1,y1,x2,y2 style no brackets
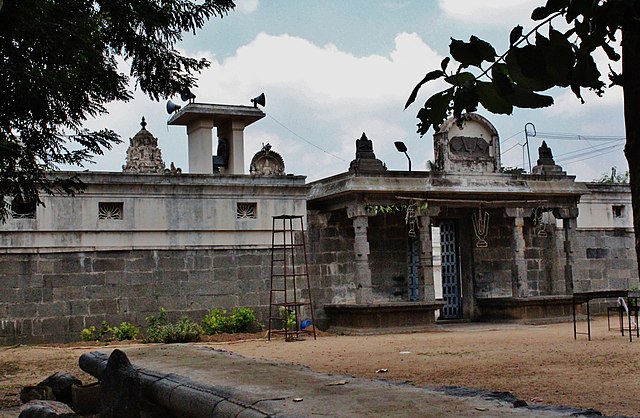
1,317,639,417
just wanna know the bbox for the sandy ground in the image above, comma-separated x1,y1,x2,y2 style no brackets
1,317,639,417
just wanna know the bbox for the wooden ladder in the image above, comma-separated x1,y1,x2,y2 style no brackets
268,215,316,341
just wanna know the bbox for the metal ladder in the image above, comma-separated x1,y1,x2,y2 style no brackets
268,215,316,341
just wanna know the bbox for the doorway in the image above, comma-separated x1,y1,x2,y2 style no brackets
439,220,461,319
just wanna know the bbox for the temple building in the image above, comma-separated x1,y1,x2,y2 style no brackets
0,103,636,343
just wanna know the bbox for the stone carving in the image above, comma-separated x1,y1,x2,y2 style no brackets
449,136,490,157
250,143,285,176
213,138,229,171
349,132,386,173
122,117,166,174
532,141,566,176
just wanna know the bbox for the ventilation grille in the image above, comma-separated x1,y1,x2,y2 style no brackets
98,202,123,220
236,202,257,219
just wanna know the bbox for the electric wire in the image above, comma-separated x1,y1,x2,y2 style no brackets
266,113,347,162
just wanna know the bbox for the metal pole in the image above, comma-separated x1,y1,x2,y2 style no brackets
524,123,536,173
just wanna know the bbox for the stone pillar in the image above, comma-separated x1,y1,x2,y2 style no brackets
186,119,214,173
217,119,246,175
417,206,440,303
347,205,373,304
505,207,531,298
555,207,579,294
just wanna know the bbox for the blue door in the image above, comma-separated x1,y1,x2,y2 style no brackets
407,236,420,301
439,221,461,319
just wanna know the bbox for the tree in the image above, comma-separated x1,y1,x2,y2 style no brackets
595,166,630,183
405,0,640,277
0,0,235,221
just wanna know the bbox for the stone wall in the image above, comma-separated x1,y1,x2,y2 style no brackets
472,209,514,298
368,214,407,301
563,228,638,293
0,248,274,344
306,210,355,327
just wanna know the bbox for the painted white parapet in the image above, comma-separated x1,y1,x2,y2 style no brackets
168,103,265,175
0,172,308,252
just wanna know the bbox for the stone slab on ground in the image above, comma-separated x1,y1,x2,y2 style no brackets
79,345,599,417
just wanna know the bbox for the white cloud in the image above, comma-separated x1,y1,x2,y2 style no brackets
438,0,540,25
234,0,259,14
81,31,445,180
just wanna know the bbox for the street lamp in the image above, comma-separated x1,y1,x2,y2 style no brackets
394,141,411,171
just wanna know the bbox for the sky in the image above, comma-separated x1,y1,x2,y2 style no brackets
81,0,628,182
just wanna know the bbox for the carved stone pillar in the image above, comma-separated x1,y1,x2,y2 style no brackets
555,206,579,294
417,206,440,303
505,207,531,298
347,205,373,303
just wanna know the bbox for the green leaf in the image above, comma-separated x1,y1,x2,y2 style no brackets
572,53,605,92
510,87,554,109
505,46,555,91
510,25,523,45
404,69,444,110
445,72,476,86
531,6,551,21
601,42,621,61
441,57,450,72
449,36,496,68
416,88,454,136
477,81,513,115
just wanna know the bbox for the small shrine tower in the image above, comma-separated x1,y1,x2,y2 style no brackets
168,103,265,174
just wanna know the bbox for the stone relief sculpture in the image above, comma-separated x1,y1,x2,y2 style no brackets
122,117,166,174
250,143,286,176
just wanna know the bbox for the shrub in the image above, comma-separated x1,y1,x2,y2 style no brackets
228,307,258,333
81,326,96,342
80,321,113,342
201,307,259,335
161,317,203,343
145,308,202,343
112,322,140,341
279,307,296,331
201,309,229,334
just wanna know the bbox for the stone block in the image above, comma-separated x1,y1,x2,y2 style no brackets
193,254,213,270
158,255,186,270
37,259,55,274
40,317,68,336
9,303,38,318
68,316,86,333
161,270,188,282
53,258,89,274
93,257,125,272
213,253,237,269
238,266,261,280
212,294,239,309
85,284,121,299
23,288,43,303
123,271,153,286
183,280,220,296
213,267,238,282
125,254,157,272
69,300,90,316
53,286,85,301
125,284,153,298
187,270,213,282
37,301,70,317
89,299,118,315
157,295,187,311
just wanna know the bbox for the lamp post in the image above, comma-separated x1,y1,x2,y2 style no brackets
394,141,411,171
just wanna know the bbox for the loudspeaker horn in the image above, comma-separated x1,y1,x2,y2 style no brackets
180,88,196,103
166,100,181,114
251,92,266,108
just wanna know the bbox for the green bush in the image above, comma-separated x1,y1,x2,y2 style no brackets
161,317,203,343
228,307,258,333
201,307,258,335
201,308,229,334
112,322,140,341
80,320,113,342
279,307,296,331
145,308,202,343
81,326,96,342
